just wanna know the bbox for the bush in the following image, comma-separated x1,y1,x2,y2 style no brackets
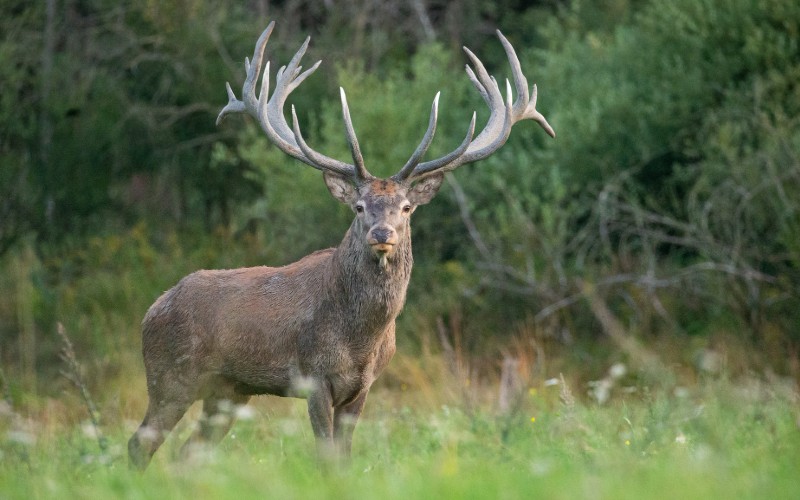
453,0,800,354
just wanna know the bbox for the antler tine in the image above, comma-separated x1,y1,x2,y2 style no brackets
497,30,555,138
393,92,440,181
267,36,311,144
462,47,508,152
409,112,477,179
339,88,372,182
216,82,245,124
402,31,554,182
216,21,275,125
497,30,529,116
216,22,365,182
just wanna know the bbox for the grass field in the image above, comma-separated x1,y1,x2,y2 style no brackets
2,351,798,500
1,234,798,499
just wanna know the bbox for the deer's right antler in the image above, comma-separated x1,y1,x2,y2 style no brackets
216,21,373,183
392,30,556,183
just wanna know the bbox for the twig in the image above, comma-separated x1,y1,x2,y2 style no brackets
446,175,493,262
533,261,778,323
579,281,672,382
0,364,11,405
57,323,108,454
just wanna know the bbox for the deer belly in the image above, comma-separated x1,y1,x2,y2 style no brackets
232,378,291,397
220,357,296,397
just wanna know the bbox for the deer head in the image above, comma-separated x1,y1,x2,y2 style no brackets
322,173,442,266
216,21,555,265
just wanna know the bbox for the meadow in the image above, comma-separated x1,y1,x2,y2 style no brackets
0,221,798,500
2,306,798,499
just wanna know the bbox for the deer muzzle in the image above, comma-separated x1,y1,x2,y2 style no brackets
367,226,397,254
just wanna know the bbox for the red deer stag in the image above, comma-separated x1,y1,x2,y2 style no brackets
128,21,554,470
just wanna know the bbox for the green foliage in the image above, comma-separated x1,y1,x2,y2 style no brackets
0,1,264,243
448,0,800,348
0,1,43,252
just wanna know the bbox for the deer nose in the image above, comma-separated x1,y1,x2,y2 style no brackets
370,228,393,244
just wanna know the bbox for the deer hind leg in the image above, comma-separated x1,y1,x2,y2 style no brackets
334,391,368,458
128,395,193,470
179,393,250,460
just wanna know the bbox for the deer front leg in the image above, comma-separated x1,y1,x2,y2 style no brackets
307,379,336,460
334,391,368,458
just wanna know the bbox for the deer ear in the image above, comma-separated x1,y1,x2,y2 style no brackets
407,173,444,206
323,171,358,205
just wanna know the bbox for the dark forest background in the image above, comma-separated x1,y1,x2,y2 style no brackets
2,0,799,396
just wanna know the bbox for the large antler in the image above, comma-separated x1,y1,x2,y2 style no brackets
392,30,555,183
216,21,372,182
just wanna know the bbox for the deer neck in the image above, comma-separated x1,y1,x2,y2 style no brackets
328,218,413,322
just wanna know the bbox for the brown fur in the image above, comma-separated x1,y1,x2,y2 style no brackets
369,179,398,196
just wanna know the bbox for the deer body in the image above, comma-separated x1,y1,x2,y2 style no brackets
129,21,554,469
141,242,403,404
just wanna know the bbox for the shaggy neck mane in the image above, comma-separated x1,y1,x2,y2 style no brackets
327,218,413,328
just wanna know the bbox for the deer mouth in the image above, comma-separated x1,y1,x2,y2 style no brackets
370,243,394,253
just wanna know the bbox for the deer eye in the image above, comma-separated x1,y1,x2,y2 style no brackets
402,204,412,214
355,204,365,214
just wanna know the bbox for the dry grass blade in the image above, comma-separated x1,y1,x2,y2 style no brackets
558,373,575,409
57,322,107,454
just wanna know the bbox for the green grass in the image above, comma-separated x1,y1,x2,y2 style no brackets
2,373,798,500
